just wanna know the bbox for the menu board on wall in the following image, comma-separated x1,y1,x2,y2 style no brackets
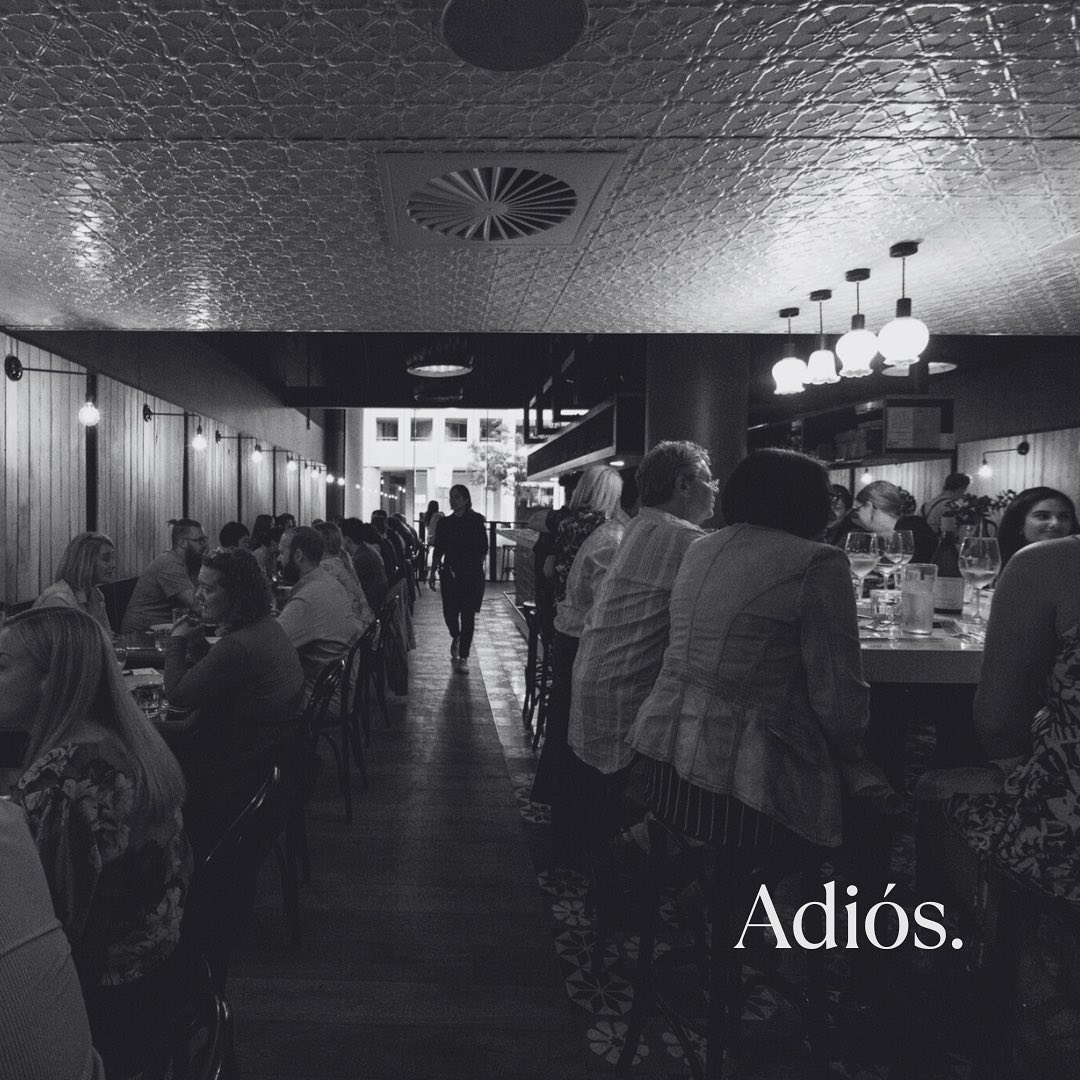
883,397,955,452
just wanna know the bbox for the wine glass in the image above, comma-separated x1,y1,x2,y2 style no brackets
879,530,914,591
843,532,881,601
958,536,1001,626
111,633,129,669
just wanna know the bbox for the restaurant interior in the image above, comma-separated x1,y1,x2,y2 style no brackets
2,3,1079,1079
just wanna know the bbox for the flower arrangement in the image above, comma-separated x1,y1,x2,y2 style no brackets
945,490,1016,532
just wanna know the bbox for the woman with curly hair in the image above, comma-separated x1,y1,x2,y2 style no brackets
165,547,304,857
996,486,1078,569
0,606,190,1077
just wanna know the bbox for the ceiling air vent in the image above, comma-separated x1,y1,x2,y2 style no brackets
407,167,576,241
380,152,625,248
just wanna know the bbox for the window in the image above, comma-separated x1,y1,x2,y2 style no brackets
480,418,504,442
445,418,468,442
411,418,433,441
376,418,399,441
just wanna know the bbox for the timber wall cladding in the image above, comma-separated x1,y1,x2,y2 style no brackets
188,420,239,545
242,445,274,526
959,428,1080,506
1,336,88,603
97,376,184,580
299,465,325,525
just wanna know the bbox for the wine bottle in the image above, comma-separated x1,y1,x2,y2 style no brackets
932,529,964,613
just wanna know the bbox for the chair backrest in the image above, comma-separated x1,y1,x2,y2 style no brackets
143,975,234,1080
180,767,290,985
342,620,380,719
305,656,346,731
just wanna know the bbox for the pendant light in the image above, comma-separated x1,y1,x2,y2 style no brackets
805,289,839,384
878,241,929,368
771,308,806,395
190,424,208,451
835,268,877,377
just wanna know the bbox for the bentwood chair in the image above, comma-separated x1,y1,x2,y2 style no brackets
307,655,356,822
343,620,380,759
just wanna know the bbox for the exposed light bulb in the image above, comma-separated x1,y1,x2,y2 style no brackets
191,425,207,452
326,473,335,485
251,444,263,462
337,476,346,486
860,469,873,484
978,459,993,478
286,456,298,472
78,400,100,426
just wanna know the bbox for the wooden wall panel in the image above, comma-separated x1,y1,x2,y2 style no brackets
299,464,326,524
958,429,1080,505
242,445,275,530
189,421,239,544
1,336,88,603
97,376,185,578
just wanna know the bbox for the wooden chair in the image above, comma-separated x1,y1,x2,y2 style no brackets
306,655,355,823
343,620,380,757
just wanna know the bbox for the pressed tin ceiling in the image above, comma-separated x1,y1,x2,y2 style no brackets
0,2,1078,344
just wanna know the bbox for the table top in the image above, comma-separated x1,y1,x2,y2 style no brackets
859,625,983,684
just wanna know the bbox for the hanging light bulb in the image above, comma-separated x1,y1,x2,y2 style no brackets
805,289,839,384
326,473,335,485
251,443,263,463
191,424,207,452
286,455,298,473
978,457,992,478
772,307,807,395
337,476,346,487
78,400,100,426
860,469,874,485
836,268,878,377
878,241,929,368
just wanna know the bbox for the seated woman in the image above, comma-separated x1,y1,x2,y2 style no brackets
165,547,304,857
0,607,190,1076
32,531,116,633
313,520,375,629
838,479,937,563
917,534,1080,1065
627,449,890,853
996,486,1078,569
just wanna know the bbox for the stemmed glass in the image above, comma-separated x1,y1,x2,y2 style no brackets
879,530,914,591
959,536,1001,627
111,633,129,669
843,532,881,601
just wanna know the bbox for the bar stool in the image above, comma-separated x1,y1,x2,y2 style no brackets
500,545,514,580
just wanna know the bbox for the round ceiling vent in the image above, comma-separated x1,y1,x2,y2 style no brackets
406,166,577,241
442,0,588,71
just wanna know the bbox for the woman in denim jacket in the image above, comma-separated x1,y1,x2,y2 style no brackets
626,449,884,850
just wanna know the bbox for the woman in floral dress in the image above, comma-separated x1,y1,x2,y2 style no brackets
0,607,191,1077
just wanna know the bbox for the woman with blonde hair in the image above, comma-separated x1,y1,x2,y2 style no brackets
0,606,191,1077
33,531,116,632
839,479,937,563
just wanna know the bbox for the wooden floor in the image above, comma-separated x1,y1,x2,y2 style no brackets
228,583,589,1080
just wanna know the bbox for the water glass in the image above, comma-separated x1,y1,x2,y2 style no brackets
900,563,937,636
112,633,129,669
870,588,902,632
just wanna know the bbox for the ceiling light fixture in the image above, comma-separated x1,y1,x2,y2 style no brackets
805,289,839,385
878,241,929,369
835,268,877,378
406,337,474,378
771,308,806,395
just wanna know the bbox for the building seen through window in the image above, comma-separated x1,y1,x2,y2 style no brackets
445,418,468,442
411,418,433,441
376,418,399,441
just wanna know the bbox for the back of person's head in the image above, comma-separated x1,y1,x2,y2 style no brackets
357,523,382,547
274,513,296,531
721,449,831,540
4,608,185,817
202,548,272,631
55,532,114,591
168,517,203,547
998,486,1079,565
568,465,623,517
636,441,710,508
252,513,273,535
312,520,344,556
284,526,325,566
855,480,917,518
340,517,364,545
218,521,250,549
371,509,389,533
943,472,971,494
620,472,640,515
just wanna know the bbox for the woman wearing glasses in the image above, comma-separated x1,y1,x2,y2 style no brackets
838,479,937,563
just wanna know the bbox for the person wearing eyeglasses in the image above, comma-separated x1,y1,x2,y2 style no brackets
566,441,715,853
839,480,937,563
121,518,208,633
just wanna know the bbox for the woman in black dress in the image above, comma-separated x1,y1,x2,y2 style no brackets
428,485,488,674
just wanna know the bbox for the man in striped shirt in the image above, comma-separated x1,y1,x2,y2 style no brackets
567,441,716,842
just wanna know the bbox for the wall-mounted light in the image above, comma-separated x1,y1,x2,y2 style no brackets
251,443,263,463
326,473,335,485
978,440,1030,478
836,269,877,378
144,403,206,449
805,289,839,385
6,351,100,426
860,469,874,485
191,424,208,451
337,476,346,487
772,308,806,395
286,455,298,473
878,241,929,368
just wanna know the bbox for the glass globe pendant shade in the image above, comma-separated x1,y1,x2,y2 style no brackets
806,347,839,384
772,354,807,395
835,313,877,377
878,297,929,367
78,400,100,426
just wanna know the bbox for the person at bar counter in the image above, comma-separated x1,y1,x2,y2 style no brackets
165,547,304,857
32,530,116,634
0,607,191,1078
626,449,892,852
121,517,208,633
917,533,1080,1064
567,441,715,848
833,480,937,563
996,485,1078,569
429,483,488,675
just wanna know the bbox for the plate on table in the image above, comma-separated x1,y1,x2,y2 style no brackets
149,623,173,633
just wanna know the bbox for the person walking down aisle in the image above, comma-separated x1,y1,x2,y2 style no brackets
429,484,488,674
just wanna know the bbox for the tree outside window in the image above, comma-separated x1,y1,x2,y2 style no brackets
480,418,504,442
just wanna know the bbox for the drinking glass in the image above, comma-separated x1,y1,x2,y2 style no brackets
153,629,170,654
959,536,1001,626
112,633,129,669
879,530,914,591
900,563,938,636
843,532,881,601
